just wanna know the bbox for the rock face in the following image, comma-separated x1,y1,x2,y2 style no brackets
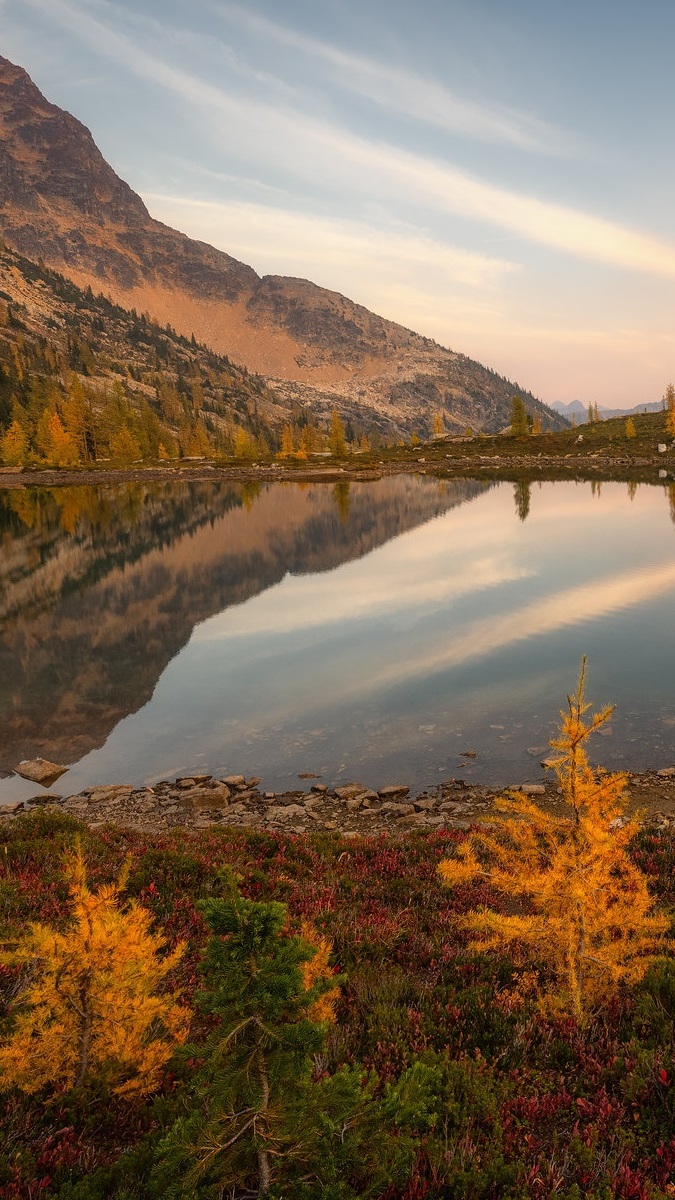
0,55,565,437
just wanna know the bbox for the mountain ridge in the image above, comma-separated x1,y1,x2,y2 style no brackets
0,54,566,437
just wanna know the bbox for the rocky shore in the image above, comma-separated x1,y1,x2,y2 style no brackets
4,768,675,836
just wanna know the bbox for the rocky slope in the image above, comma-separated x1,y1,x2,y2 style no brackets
0,242,289,450
0,55,565,439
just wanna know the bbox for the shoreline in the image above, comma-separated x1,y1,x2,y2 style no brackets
3,766,675,836
0,446,672,491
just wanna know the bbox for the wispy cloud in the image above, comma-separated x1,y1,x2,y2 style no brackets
209,1,575,154
143,193,516,291
20,0,675,280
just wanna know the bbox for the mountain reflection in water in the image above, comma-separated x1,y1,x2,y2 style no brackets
0,476,486,777
1,477,675,802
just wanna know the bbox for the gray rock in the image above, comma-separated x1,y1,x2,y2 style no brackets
188,783,232,804
265,804,307,822
378,784,410,798
334,784,367,799
222,775,246,787
414,798,438,812
520,784,546,795
381,801,416,816
0,801,24,814
86,785,134,804
26,793,64,806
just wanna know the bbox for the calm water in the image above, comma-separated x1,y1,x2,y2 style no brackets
1,475,675,802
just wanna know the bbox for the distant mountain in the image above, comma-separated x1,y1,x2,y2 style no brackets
553,399,664,422
0,55,565,439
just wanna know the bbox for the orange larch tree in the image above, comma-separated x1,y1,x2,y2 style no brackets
0,844,191,1097
438,662,670,1023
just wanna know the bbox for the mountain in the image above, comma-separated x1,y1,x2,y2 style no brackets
0,55,565,439
553,399,664,422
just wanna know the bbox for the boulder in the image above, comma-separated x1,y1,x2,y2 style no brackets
382,802,415,817
265,804,307,822
86,784,134,804
334,783,367,799
15,758,68,786
0,801,24,814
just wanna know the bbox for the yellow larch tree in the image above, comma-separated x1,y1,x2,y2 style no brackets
36,409,79,466
438,662,670,1024
0,844,190,1097
329,409,347,456
0,419,29,466
278,424,296,458
665,382,675,438
299,919,339,1025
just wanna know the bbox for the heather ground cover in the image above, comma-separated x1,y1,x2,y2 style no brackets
1,809,675,1199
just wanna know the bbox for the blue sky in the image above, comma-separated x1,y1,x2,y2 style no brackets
2,0,675,408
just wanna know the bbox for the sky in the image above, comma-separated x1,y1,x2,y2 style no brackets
2,0,675,409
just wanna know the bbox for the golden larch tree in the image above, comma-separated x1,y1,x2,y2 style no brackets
278,424,296,458
0,845,190,1097
329,409,347,456
438,662,670,1023
665,382,675,438
0,419,29,466
299,919,339,1024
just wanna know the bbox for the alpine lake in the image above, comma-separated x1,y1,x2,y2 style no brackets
1,472,675,806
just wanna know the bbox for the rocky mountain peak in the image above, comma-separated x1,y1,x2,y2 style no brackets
0,54,149,223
